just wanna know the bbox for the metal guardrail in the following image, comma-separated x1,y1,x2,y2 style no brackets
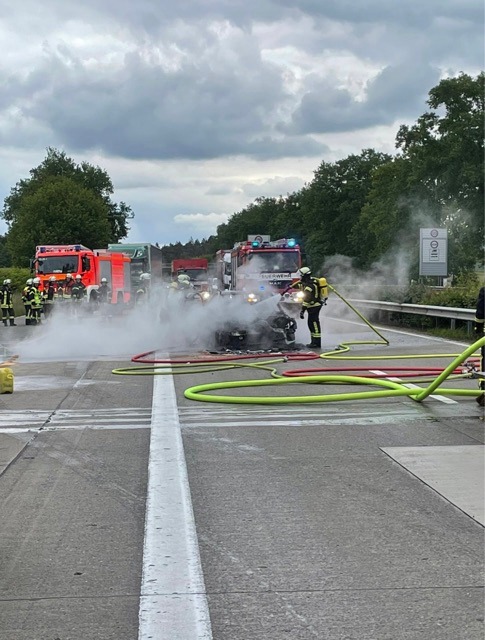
345,299,475,322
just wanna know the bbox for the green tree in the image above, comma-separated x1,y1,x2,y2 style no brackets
2,148,134,265
0,234,12,267
299,149,392,268
396,72,484,269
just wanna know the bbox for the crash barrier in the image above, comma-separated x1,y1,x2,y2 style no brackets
0,367,14,394
344,299,475,332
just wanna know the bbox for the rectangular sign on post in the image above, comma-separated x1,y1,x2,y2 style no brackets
419,228,448,276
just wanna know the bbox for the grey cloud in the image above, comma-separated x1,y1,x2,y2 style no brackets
287,60,441,135
241,176,305,198
0,45,325,161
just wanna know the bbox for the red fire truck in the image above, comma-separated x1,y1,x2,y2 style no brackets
32,244,132,303
230,235,301,298
171,258,209,290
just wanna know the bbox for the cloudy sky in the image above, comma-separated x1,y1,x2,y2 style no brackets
0,0,483,245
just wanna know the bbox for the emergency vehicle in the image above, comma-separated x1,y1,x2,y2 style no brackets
32,244,131,303
230,235,301,300
171,258,209,290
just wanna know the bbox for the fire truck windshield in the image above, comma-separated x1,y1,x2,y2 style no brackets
36,256,79,274
248,251,299,273
179,269,207,281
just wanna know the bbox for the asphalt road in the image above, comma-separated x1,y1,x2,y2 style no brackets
0,312,483,640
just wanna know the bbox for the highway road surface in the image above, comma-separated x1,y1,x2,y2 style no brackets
0,311,483,640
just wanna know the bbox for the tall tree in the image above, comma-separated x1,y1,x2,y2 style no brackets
395,72,484,268
299,149,392,268
2,148,134,265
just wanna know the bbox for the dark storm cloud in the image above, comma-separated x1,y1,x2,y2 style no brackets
0,46,326,160
287,60,441,135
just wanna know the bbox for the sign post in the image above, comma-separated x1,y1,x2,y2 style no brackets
419,228,448,277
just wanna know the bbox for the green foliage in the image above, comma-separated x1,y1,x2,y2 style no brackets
0,235,12,267
2,148,134,266
0,267,31,292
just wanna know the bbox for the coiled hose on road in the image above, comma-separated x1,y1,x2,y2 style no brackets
112,284,484,406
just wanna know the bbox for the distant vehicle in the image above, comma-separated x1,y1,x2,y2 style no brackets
171,258,209,290
32,244,131,303
107,243,164,290
230,235,301,299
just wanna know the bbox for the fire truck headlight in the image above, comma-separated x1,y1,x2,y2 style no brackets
295,291,304,300
201,291,211,300
247,293,258,303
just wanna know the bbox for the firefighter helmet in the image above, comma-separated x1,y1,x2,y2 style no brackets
177,274,190,284
3,278,11,285
101,277,108,283
75,274,82,280
33,277,41,285
66,273,73,279
49,276,57,282
299,267,311,277
140,273,151,281
26,278,33,285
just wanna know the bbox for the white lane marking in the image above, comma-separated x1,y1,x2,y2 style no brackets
138,371,212,640
369,370,458,404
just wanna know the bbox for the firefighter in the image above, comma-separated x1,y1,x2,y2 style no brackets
474,286,484,406
60,273,75,302
22,278,33,325
71,275,86,315
42,276,58,320
1,279,16,326
170,273,192,292
287,266,325,349
97,277,111,304
135,273,151,304
28,277,43,325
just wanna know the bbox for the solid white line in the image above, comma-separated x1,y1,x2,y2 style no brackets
138,370,212,640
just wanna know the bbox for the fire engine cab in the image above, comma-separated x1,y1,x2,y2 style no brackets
32,244,131,303
230,235,301,299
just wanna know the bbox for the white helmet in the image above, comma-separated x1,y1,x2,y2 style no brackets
140,273,151,281
75,274,82,280
299,267,311,277
101,277,108,283
26,278,33,285
177,274,190,284
3,278,11,285
66,273,73,279
49,276,57,282
33,277,41,285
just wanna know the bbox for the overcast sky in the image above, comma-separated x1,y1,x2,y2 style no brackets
0,0,483,245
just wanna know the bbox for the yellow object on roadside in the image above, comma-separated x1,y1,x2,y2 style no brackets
0,367,14,393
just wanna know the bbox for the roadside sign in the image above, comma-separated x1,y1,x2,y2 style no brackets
419,228,448,276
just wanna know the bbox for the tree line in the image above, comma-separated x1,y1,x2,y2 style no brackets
1,73,483,281
163,72,484,280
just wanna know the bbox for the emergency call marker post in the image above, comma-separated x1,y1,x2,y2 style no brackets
419,228,448,284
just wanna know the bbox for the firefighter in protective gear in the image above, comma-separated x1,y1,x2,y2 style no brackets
28,277,43,325
474,286,484,406
60,273,75,301
135,273,151,304
22,278,33,324
169,273,192,293
97,277,111,304
71,274,86,301
287,266,325,349
1,279,16,326
43,276,58,319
